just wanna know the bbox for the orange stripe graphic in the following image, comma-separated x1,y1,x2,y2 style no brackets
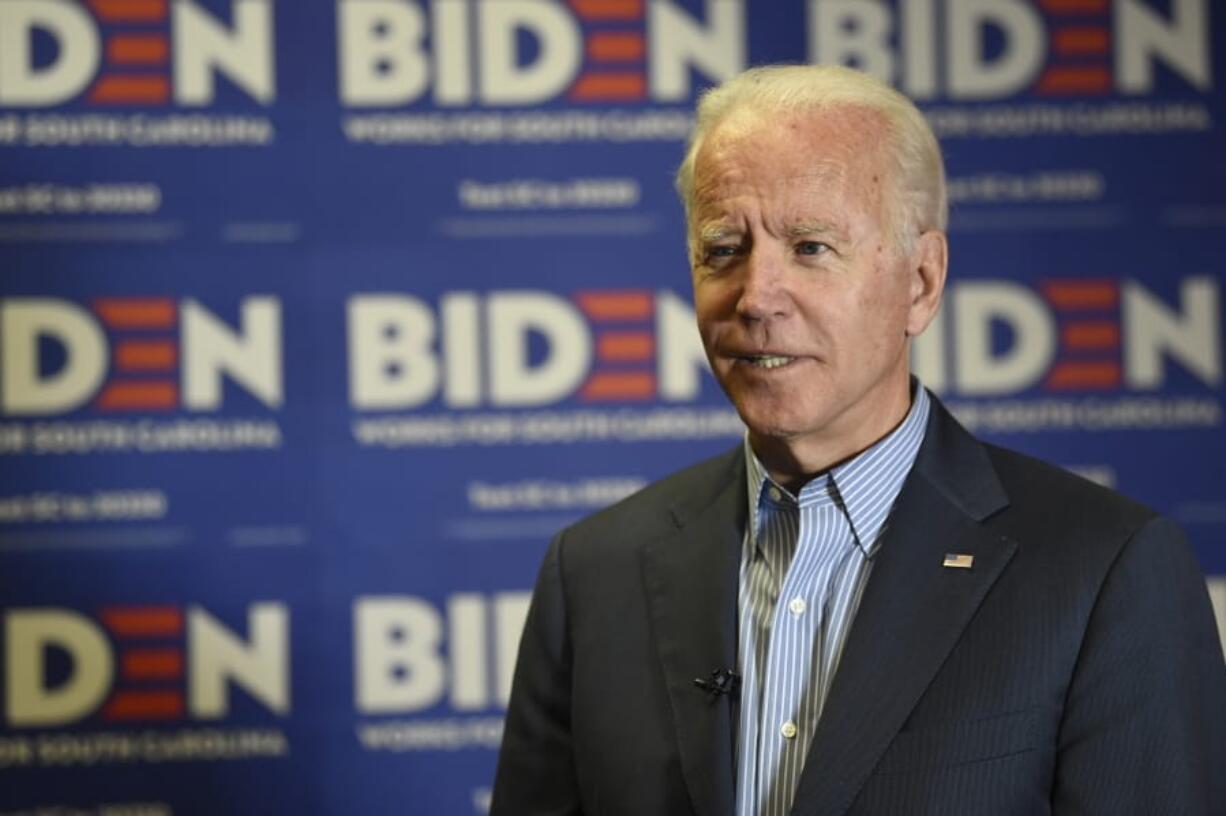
1038,0,1107,12
570,74,646,101
1045,361,1121,390
107,35,170,66
100,606,184,637
587,33,646,62
597,332,655,362
575,291,653,321
89,76,171,105
1036,67,1111,95
580,372,655,401
94,298,176,329
96,381,178,411
89,0,168,22
1041,281,1118,310
1062,321,1119,350
103,691,184,721
115,340,177,371
568,0,643,21
1053,28,1109,57
122,649,184,680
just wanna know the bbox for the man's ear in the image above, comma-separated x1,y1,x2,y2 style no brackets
905,230,948,337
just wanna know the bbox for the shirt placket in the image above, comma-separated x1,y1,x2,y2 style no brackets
757,491,846,816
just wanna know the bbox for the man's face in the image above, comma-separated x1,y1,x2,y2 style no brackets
690,107,942,466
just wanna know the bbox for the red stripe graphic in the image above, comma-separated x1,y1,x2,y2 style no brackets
587,33,646,62
89,76,171,105
93,298,176,329
580,372,655,401
115,340,177,372
1061,321,1120,350
107,35,170,66
1040,281,1118,310
1039,0,1108,13
575,291,653,321
569,0,644,21
121,649,184,680
1053,28,1110,57
102,691,184,721
597,332,655,362
1036,67,1111,95
1045,361,1121,390
570,74,646,101
88,0,168,23
96,381,178,411
100,606,184,637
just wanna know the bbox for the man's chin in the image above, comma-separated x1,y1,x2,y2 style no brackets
735,409,810,444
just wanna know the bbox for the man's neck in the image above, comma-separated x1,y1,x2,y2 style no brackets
750,384,915,494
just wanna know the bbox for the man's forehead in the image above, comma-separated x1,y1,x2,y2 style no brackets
695,159,850,194
691,157,856,220
703,104,886,156
694,116,880,194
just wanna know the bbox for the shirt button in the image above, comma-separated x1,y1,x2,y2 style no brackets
767,486,782,502
780,721,798,739
788,597,806,616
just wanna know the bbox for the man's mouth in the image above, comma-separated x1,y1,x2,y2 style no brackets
742,354,797,370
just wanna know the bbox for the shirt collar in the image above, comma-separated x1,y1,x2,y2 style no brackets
744,382,931,558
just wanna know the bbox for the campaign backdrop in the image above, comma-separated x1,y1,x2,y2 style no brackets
1,1,1224,814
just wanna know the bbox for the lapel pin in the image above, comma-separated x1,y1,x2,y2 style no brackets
943,553,974,569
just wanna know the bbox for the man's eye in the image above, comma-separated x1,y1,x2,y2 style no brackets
704,245,741,266
796,241,829,256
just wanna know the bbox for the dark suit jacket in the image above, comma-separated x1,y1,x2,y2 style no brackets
491,396,1226,815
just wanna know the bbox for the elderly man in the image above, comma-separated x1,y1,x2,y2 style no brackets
491,65,1226,816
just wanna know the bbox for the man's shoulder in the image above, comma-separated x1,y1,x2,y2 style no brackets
561,445,742,545
922,393,1157,539
981,440,1157,539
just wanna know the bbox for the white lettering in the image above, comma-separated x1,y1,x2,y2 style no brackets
1116,0,1210,93
478,0,581,105
188,604,289,718
649,0,745,101
1123,277,1220,388
182,298,282,410
348,295,439,410
355,597,446,713
947,0,1044,99
339,0,430,107
809,0,895,82
487,293,590,406
954,281,1055,395
0,0,98,106
1,299,107,416
6,610,112,727
173,0,275,105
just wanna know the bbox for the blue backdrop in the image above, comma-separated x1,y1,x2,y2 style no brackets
1,1,1223,813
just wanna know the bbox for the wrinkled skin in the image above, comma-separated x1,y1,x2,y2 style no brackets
689,106,947,491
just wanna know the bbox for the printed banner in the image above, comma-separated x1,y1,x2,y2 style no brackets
1,1,1223,813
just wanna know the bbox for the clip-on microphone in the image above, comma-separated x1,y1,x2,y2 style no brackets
693,668,741,697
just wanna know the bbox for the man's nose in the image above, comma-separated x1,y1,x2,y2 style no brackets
735,247,790,321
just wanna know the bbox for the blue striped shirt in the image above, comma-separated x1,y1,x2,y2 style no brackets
735,386,931,816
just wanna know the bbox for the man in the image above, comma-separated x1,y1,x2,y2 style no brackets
491,65,1226,816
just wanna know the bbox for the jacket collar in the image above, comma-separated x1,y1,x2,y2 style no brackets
789,394,1016,816
641,392,1016,816
641,448,745,816
744,385,932,562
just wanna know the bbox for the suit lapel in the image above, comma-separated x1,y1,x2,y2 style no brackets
642,450,745,816
789,399,1018,816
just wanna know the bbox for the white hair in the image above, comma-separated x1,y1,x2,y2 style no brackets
676,64,947,252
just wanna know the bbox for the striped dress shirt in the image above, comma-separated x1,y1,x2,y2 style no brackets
735,387,931,816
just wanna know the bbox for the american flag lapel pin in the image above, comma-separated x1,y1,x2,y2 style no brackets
943,553,974,569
